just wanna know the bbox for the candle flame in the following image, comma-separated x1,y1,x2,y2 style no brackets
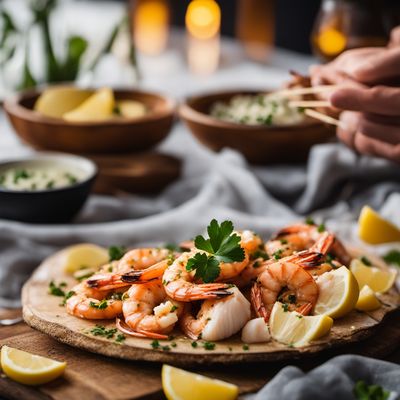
186,0,221,40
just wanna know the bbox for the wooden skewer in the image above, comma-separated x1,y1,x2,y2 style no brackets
289,100,331,108
274,85,337,98
304,109,342,128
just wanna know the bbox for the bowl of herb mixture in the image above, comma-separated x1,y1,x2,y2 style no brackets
180,90,335,164
0,153,97,223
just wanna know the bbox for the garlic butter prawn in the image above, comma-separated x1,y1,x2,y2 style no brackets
251,254,320,322
66,281,125,320
116,280,183,339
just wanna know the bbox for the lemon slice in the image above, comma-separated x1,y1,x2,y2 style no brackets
35,87,93,118
269,302,333,347
117,100,147,119
358,206,400,244
356,285,381,312
162,365,238,400
350,259,397,293
62,244,109,274
1,346,66,386
63,87,115,122
314,266,359,318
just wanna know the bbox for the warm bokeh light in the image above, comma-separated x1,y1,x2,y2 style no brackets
187,36,220,75
317,27,347,56
133,0,169,55
185,0,221,40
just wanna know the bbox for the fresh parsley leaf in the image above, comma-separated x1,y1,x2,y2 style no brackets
353,380,389,400
305,216,315,225
187,219,245,283
186,253,220,283
89,325,117,339
115,334,126,344
203,341,215,350
383,250,400,267
108,246,126,261
317,223,326,233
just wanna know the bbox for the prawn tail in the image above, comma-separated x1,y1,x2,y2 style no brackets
251,282,270,322
116,318,169,339
310,232,335,255
294,250,325,268
86,274,126,290
296,302,313,316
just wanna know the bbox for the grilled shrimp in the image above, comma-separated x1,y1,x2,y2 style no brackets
116,280,182,339
163,252,233,302
270,223,351,266
251,255,320,322
180,286,251,341
66,281,124,320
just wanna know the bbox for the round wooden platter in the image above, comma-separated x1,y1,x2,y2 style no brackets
22,248,400,366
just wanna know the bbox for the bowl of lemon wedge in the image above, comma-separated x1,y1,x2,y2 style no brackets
4,86,175,154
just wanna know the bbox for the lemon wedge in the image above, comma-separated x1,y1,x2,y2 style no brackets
314,266,359,318
1,346,66,386
63,87,115,122
269,302,333,347
34,87,93,118
350,259,397,293
358,206,400,244
162,365,238,400
62,243,109,274
356,285,381,312
117,100,147,119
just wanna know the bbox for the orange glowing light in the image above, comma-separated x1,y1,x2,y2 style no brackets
185,0,221,39
134,0,169,55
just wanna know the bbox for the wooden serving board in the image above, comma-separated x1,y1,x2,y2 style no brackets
22,248,400,366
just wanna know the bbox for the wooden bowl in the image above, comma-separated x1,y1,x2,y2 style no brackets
4,88,175,154
180,90,336,164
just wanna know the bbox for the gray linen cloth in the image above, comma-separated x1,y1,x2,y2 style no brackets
251,355,400,400
0,122,399,307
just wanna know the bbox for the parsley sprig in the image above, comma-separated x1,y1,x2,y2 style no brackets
186,220,245,283
353,380,389,400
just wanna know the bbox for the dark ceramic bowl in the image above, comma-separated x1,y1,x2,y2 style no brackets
180,89,336,164
0,153,97,223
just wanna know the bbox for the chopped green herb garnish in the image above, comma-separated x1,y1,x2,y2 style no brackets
65,173,78,185
191,341,198,348
171,342,177,348
48,281,67,297
89,299,108,309
151,340,160,349
170,305,178,312
89,325,117,339
296,315,303,319
360,256,372,267
13,169,30,183
60,290,76,306
383,250,400,267
203,341,215,350
305,217,315,225
282,303,289,312
46,180,55,189
251,250,269,261
317,223,326,233
353,380,389,400
108,246,126,262
242,344,249,351
186,219,245,283
115,334,126,344
162,345,171,351
273,249,283,260
280,239,288,245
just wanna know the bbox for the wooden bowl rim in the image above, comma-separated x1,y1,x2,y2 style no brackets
179,89,324,132
4,87,177,127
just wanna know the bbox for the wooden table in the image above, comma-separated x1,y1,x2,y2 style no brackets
1,308,399,400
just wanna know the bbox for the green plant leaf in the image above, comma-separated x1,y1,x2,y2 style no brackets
61,35,88,81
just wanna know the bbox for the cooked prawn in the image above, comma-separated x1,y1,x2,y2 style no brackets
251,256,320,322
66,281,123,320
163,252,233,302
116,280,182,339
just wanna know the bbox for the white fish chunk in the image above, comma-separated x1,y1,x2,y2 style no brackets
241,317,271,344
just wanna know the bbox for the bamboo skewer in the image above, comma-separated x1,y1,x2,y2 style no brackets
304,109,342,127
289,100,331,108
274,85,337,98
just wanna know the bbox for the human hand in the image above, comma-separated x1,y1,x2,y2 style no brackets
331,86,400,162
